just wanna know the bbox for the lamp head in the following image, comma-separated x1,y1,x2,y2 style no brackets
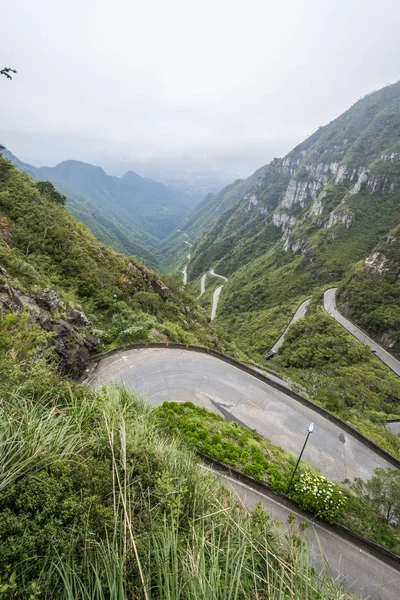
308,422,315,434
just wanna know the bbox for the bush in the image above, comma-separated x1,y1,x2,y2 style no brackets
293,472,346,523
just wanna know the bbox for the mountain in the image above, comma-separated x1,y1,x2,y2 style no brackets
184,82,400,455
189,82,400,347
0,155,230,378
159,167,266,271
1,149,198,267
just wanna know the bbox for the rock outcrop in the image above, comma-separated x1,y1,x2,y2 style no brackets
0,274,97,377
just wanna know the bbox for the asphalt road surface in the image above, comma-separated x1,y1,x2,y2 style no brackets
324,288,400,376
209,269,228,320
270,298,311,353
206,467,400,600
88,348,394,481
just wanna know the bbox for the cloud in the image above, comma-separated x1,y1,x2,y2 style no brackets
1,0,399,176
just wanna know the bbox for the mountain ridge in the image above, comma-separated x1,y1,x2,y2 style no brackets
1,148,198,267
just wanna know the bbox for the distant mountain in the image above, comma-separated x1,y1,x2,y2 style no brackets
159,167,266,271
1,150,198,267
187,81,400,358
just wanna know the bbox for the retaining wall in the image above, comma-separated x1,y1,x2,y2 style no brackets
197,451,400,571
87,342,400,470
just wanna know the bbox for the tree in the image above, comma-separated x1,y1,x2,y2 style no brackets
37,181,66,206
365,468,400,523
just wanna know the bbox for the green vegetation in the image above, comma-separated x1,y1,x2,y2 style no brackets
154,401,298,493
294,472,346,524
0,157,241,367
338,225,400,359
2,148,198,269
0,335,357,599
340,470,400,553
155,402,400,553
272,305,400,457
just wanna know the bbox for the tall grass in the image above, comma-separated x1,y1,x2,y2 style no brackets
0,385,355,599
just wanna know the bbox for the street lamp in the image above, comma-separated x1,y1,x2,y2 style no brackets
286,422,315,494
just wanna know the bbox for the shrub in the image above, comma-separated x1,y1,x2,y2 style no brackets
293,472,346,523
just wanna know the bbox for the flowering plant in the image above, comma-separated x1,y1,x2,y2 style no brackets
293,471,346,523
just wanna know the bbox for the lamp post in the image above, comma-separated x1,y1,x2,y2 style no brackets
286,422,315,494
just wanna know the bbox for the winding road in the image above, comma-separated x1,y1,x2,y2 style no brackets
209,269,228,320
88,347,400,598
181,233,193,285
88,347,394,482
270,298,311,353
210,467,400,600
198,273,206,298
324,288,400,376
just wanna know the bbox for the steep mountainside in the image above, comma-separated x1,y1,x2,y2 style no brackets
184,83,400,457
0,157,236,377
189,82,400,351
337,225,400,357
1,149,197,267
160,166,266,272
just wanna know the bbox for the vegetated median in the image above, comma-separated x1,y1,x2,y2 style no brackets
154,401,400,557
89,341,400,469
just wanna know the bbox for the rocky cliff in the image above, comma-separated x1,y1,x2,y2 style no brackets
188,81,400,356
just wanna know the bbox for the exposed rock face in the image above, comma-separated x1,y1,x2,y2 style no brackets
0,216,13,245
53,320,98,376
0,282,41,314
349,166,397,195
0,265,9,278
0,283,25,313
67,308,91,327
281,180,309,208
326,211,355,229
153,279,169,300
283,237,309,254
273,212,297,232
247,193,258,209
150,327,169,342
34,288,61,312
309,192,326,218
364,251,390,274
381,152,400,162
0,277,97,377
127,261,141,275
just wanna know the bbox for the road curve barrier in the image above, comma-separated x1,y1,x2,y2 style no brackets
196,451,400,570
85,342,400,470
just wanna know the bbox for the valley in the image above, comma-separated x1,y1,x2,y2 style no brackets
1,80,399,599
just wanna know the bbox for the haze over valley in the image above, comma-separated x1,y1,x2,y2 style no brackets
1,1,400,598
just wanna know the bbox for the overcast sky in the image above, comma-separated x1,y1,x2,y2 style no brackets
1,0,399,178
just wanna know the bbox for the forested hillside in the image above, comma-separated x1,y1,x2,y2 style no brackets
0,157,236,379
185,83,400,455
1,148,197,268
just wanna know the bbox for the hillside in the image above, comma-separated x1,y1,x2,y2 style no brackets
189,82,400,346
160,166,266,272
337,224,400,357
185,82,400,455
0,154,363,599
0,157,239,378
1,148,198,268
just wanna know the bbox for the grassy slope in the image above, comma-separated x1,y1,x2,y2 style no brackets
0,157,241,358
0,307,357,598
